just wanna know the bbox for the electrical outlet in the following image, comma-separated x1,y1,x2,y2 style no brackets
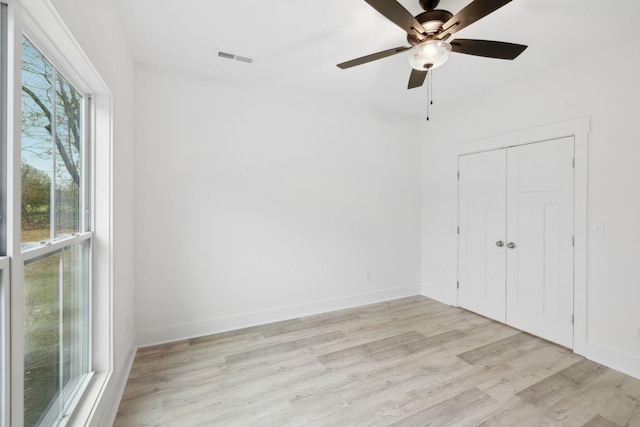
366,272,372,283
635,327,640,341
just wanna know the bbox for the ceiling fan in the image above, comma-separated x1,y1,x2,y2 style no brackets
337,0,527,90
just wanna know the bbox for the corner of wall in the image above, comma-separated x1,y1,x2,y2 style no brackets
420,284,457,306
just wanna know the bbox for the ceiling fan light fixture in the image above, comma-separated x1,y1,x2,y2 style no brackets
407,40,451,70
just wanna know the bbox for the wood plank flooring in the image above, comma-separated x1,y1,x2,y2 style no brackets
114,296,640,426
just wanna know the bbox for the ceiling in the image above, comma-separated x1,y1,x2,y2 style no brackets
113,0,640,118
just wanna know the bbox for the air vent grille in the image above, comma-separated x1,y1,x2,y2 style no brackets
217,51,235,60
217,50,254,64
235,55,253,64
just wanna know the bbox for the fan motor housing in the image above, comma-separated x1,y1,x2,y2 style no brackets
419,0,440,10
407,9,454,45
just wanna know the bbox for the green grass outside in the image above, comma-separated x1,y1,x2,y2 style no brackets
24,252,60,427
22,229,50,244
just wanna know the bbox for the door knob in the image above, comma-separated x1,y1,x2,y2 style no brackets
507,242,516,249
496,241,504,247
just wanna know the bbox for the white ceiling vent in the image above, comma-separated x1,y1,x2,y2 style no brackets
217,50,254,64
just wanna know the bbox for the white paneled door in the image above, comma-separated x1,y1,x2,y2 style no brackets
457,149,507,323
505,138,575,347
458,137,575,348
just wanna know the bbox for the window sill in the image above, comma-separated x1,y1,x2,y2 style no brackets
63,370,111,427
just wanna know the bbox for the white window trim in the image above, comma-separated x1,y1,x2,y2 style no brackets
5,0,113,425
22,232,93,263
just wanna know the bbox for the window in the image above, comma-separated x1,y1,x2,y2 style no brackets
1,3,8,426
21,37,92,426
0,1,112,425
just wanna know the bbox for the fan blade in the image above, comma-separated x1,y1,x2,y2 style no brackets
337,46,410,69
440,0,513,38
451,39,527,59
408,69,428,89
365,0,426,38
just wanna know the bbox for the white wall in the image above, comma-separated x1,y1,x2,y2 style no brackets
421,37,640,378
134,66,422,346
48,0,137,423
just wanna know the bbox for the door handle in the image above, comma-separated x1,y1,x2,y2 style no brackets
507,242,516,249
496,241,504,247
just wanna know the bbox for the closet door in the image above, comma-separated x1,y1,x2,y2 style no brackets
457,149,507,322
505,137,575,348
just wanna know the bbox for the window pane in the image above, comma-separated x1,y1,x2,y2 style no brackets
61,243,89,398
21,37,83,246
24,252,62,427
0,3,7,257
54,73,82,239
23,242,89,426
21,38,54,245
22,39,54,247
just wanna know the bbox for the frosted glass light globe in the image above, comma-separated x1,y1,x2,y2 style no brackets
407,40,451,70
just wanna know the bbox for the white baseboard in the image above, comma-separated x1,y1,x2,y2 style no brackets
420,283,457,306
137,285,420,347
576,340,640,380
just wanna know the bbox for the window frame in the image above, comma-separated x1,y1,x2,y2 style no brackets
19,26,95,426
0,256,9,427
1,2,9,426
3,1,114,425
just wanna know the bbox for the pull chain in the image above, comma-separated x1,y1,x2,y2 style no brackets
426,71,430,121
430,70,434,106
426,71,434,122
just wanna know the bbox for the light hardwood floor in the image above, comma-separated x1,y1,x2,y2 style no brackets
115,296,640,426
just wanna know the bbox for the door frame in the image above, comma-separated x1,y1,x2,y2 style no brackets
455,116,588,355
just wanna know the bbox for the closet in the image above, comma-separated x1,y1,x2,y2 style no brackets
457,137,575,348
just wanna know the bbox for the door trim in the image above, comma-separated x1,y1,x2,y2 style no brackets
455,116,588,355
